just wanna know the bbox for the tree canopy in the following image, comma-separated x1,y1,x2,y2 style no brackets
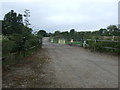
2,10,42,58
37,30,47,37
2,10,24,35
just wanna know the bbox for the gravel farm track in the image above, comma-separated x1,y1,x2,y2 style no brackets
2,37,118,88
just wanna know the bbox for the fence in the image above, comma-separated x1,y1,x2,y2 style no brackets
50,38,120,53
86,39,120,53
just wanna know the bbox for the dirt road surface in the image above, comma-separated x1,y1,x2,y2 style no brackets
42,37,118,88
3,37,118,88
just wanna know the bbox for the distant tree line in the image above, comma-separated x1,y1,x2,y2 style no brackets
51,25,120,41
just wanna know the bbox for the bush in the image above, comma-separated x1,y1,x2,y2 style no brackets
2,36,14,57
87,40,120,53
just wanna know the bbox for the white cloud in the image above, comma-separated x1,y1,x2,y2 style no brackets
0,0,119,3
0,0,119,32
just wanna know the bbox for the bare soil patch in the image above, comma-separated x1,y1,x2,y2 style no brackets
2,48,54,88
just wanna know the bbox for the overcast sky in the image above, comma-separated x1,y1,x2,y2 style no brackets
0,0,119,33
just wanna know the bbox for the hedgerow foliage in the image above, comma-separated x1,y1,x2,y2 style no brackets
2,10,42,59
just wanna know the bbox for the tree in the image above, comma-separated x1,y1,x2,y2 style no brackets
24,9,31,26
107,25,119,36
107,25,117,32
2,10,42,60
61,31,69,38
99,28,107,35
2,10,23,35
47,33,53,37
0,20,2,35
70,29,75,34
37,30,47,37
20,9,32,56
54,31,60,36
69,29,76,39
